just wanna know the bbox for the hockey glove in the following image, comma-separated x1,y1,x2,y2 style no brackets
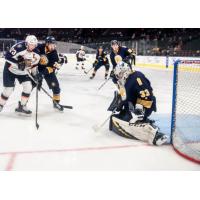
53,62,61,70
17,55,26,71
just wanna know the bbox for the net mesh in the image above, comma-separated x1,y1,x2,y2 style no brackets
172,60,200,163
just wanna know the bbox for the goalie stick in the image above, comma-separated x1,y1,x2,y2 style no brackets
98,77,111,90
92,107,117,132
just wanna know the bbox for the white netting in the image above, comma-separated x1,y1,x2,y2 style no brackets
172,60,200,163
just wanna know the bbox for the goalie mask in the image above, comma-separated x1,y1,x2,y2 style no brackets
114,61,132,83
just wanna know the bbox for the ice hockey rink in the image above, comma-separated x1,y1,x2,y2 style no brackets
0,56,199,171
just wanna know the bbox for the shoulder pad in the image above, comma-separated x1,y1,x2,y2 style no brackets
13,41,26,51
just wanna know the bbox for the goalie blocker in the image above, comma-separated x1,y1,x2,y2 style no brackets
108,61,168,146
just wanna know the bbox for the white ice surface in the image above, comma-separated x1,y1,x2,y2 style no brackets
0,58,199,170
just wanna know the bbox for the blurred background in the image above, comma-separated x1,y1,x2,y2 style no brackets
0,28,200,56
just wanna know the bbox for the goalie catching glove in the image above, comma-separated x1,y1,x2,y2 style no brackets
129,103,144,124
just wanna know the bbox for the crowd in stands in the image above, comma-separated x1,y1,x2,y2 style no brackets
0,28,200,56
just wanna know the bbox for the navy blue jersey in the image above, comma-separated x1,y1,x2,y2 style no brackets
95,50,109,64
37,44,59,73
5,42,26,64
110,46,133,69
121,71,155,110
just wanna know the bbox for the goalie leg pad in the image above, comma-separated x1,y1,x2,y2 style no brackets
110,115,138,139
111,116,167,145
111,116,156,142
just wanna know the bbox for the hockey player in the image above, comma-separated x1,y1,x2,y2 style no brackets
108,61,168,146
58,53,68,65
53,53,68,75
110,40,135,81
75,46,86,70
110,40,135,68
90,46,110,80
37,36,64,111
0,35,40,115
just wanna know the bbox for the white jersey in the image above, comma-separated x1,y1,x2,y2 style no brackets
76,49,86,59
5,41,40,76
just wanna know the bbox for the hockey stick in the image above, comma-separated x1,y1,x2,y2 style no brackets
98,77,111,90
27,70,73,110
84,66,93,74
39,86,73,109
35,82,39,129
92,108,117,132
92,115,111,133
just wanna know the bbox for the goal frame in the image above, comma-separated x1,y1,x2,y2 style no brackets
171,59,200,164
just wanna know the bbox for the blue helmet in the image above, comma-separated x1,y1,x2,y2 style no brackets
45,36,56,44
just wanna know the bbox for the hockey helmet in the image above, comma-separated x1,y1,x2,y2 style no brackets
111,40,119,46
114,61,132,81
45,36,56,44
25,35,38,47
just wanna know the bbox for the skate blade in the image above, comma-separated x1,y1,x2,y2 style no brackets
15,111,32,117
53,107,64,113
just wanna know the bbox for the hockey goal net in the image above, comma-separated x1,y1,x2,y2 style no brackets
171,59,200,163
